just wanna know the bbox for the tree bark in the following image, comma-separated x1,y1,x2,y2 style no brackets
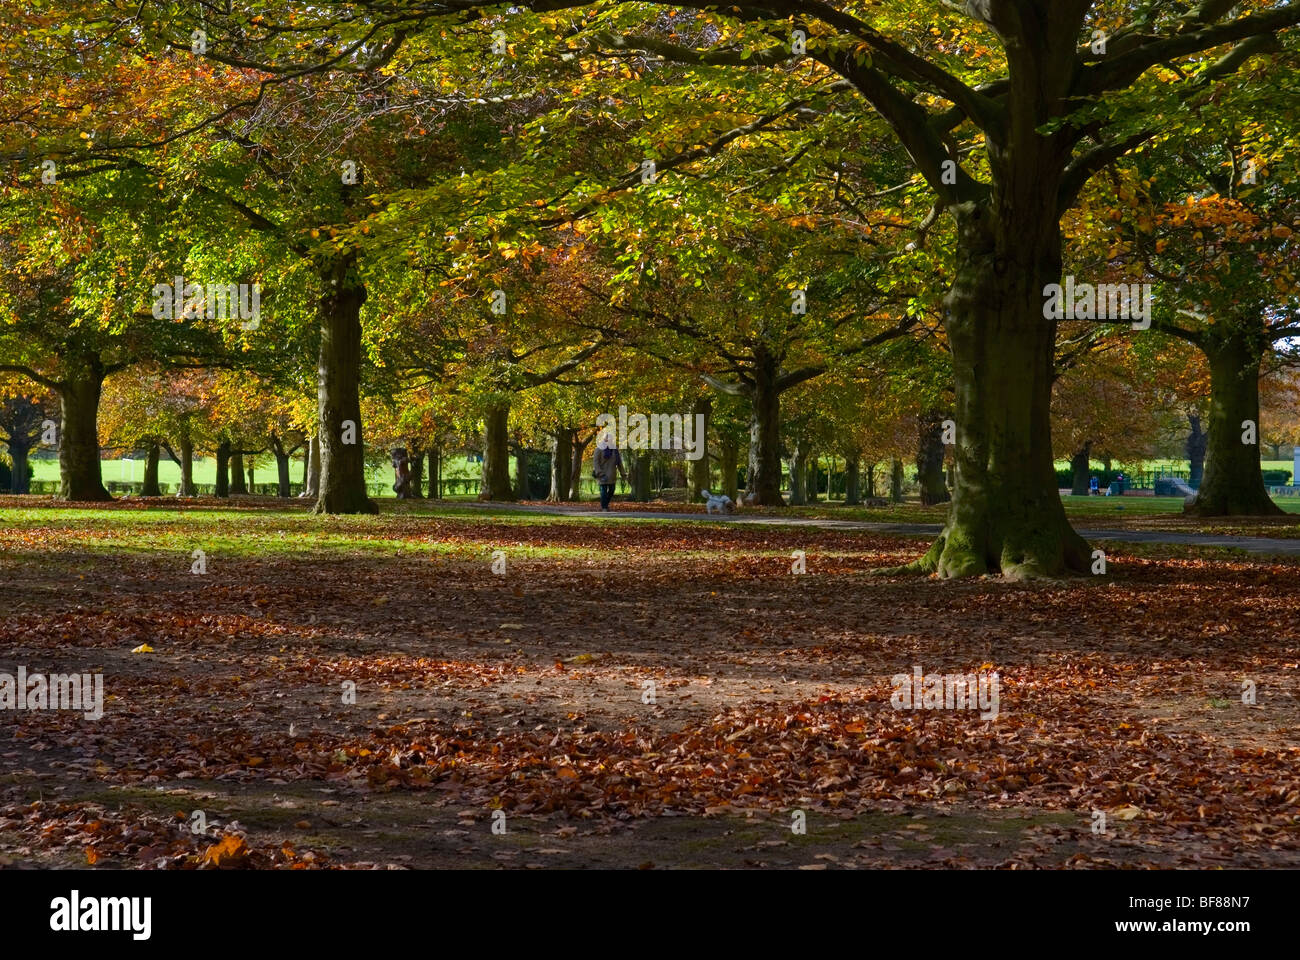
478,402,515,501
314,251,377,514
58,359,111,501
1069,442,1092,497
747,345,784,505
845,453,861,506
1186,414,1207,489
1184,337,1283,516
916,413,951,505
866,462,876,499
904,203,1090,579
214,440,230,498
689,394,711,503
230,450,247,495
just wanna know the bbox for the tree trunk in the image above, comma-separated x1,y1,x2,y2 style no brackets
747,345,784,505
1069,442,1092,497
314,251,377,514
137,443,160,497
230,451,247,494
787,440,808,506
890,458,904,503
1185,337,1282,516
478,402,515,501
689,394,711,503
407,443,425,498
302,435,321,498
177,435,196,497
866,462,876,499
720,435,739,501
569,432,590,501
513,445,529,500
9,439,30,494
247,462,255,493
57,360,111,501
214,440,230,498
428,447,441,500
549,428,573,502
916,413,951,505
904,203,1089,579
845,453,861,505
1186,414,1207,489
275,448,291,498
631,450,651,502
807,453,820,503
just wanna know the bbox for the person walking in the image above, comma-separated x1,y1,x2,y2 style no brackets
592,430,628,511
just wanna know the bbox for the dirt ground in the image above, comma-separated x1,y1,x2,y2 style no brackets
1,500,1297,869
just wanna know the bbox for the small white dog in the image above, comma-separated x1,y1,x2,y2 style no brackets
702,489,735,515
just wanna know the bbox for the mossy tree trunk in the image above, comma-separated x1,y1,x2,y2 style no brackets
906,203,1090,579
1184,334,1282,516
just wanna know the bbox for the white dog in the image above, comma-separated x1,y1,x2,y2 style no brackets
702,489,735,515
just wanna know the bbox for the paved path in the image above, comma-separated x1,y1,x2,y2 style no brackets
459,501,1300,557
